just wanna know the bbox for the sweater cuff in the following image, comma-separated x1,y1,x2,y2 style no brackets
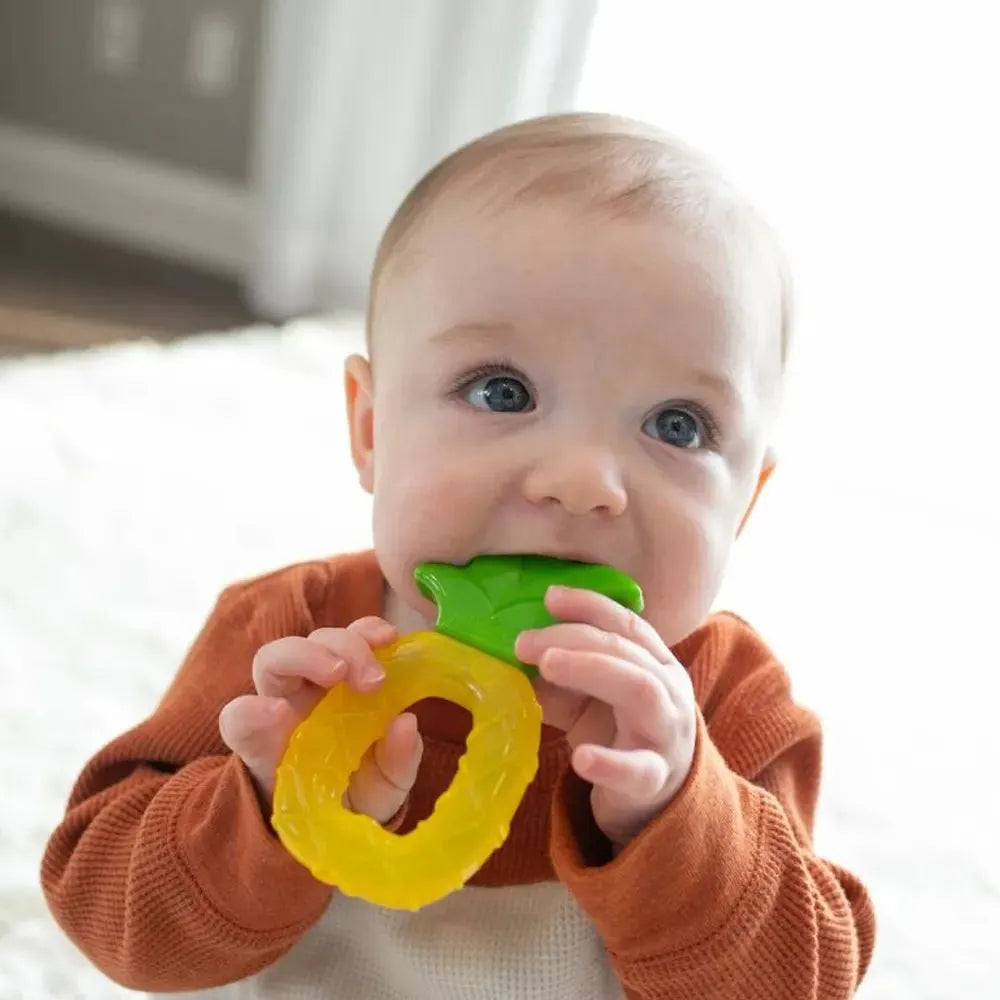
550,710,764,957
174,755,332,934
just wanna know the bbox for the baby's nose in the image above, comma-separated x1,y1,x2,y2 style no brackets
521,445,627,517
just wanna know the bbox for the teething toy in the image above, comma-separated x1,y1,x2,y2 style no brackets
272,555,643,910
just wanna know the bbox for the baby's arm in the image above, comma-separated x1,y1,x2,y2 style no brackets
550,613,875,1000
40,565,396,993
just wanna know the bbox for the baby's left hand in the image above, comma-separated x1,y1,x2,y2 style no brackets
515,585,696,851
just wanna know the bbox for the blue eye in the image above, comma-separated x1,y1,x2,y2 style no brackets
643,407,706,449
464,374,534,413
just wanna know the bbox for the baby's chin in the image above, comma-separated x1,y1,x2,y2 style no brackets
379,572,438,633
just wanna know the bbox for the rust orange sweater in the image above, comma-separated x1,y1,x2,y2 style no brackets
41,550,874,997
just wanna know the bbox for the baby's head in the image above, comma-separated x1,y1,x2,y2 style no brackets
346,112,791,646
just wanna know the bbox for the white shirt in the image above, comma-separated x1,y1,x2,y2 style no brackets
167,881,625,1000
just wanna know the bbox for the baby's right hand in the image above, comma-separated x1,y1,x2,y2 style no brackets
218,616,423,825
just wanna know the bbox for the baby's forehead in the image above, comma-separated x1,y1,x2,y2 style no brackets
391,210,778,388
371,120,791,374
381,166,731,327
396,192,776,337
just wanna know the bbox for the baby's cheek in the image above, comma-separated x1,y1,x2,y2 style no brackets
646,512,731,644
372,464,491,563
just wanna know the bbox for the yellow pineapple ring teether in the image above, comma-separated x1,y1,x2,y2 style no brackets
272,555,643,911
274,631,539,910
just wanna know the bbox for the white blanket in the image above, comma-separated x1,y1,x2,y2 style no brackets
1,317,995,998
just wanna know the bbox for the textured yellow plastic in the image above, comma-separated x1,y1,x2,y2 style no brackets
272,630,542,911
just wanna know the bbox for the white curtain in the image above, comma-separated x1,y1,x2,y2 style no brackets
246,0,596,319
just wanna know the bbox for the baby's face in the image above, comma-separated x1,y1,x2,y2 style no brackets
348,196,780,645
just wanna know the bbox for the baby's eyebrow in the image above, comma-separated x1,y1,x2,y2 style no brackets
689,369,740,406
430,321,516,346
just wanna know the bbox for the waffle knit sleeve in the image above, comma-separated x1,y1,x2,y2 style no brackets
550,613,876,999
39,560,370,991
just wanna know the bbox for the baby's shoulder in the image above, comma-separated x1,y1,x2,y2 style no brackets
675,611,792,714
212,549,382,636
674,609,778,667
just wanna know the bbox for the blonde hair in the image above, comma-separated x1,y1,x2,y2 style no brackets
367,112,793,366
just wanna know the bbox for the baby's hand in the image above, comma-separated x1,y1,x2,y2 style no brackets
218,617,423,825
515,587,696,851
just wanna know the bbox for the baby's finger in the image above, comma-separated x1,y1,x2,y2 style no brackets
219,695,298,798
252,636,346,698
346,615,399,647
308,624,392,692
345,713,422,824
544,585,671,662
536,648,671,749
572,743,670,801
516,620,661,676
373,712,423,791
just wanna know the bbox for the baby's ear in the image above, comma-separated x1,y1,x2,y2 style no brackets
344,354,375,494
736,446,777,537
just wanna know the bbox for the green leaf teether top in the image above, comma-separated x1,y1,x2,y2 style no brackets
415,554,644,678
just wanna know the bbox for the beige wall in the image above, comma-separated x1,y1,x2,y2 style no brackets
0,0,263,181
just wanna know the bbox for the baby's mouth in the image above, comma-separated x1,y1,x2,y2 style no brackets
479,548,603,567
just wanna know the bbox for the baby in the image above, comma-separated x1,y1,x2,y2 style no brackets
41,113,875,999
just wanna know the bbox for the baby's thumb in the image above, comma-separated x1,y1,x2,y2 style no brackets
345,712,423,824
376,712,423,790
219,695,297,803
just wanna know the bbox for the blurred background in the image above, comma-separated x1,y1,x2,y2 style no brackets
1,2,997,998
